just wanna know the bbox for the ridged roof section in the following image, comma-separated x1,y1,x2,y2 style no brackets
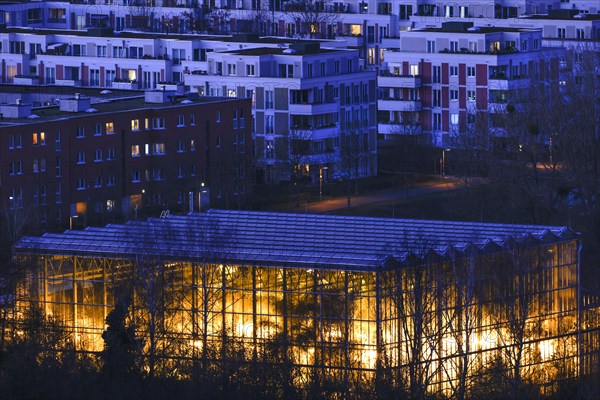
14,210,578,270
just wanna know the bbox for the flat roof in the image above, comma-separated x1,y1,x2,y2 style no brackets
15,210,578,271
223,47,345,56
0,90,246,126
0,26,335,44
415,26,538,34
523,12,600,21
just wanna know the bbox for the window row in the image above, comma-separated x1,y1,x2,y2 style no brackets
77,148,116,164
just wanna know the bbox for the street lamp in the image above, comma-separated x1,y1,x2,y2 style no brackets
319,166,328,201
442,148,450,178
69,215,78,230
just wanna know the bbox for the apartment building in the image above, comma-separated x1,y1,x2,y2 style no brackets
0,89,253,231
185,40,377,184
0,27,332,88
378,22,563,147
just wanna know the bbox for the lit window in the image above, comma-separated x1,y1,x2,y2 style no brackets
131,145,140,157
451,113,459,125
153,143,166,155
106,122,114,134
131,119,140,131
106,200,114,212
190,139,196,151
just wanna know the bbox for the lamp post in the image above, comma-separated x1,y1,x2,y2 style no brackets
442,148,450,178
69,215,78,230
319,166,328,201
198,182,206,211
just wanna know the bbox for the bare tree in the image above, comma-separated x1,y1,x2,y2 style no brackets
129,0,157,31
182,4,212,33
380,237,449,399
441,251,485,400
285,128,312,205
209,7,231,34
487,242,550,398
338,129,365,207
286,0,341,38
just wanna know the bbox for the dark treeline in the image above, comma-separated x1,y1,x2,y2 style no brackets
0,300,598,400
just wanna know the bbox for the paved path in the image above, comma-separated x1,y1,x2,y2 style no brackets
267,179,462,214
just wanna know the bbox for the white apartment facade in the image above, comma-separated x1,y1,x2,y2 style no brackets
0,27,343,88
185,41,377,184
379,22,563,147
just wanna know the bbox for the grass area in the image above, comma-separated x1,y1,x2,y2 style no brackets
331,181,572,228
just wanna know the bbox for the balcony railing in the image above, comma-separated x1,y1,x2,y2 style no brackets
378,73,422,88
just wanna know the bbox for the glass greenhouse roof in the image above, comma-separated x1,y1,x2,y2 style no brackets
15,210,578,270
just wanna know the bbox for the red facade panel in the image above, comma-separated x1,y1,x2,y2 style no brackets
56,65,64,80
421,62,432,84
442,110,449,132
82,65,89,86
476,64,487,86
442,86,449,108
100,66,105,87
459,64,466,85
421,110,432,130
459,110,467,132
459,87,466,109
442,63,449,85
476,88,487,110
422,87,432,108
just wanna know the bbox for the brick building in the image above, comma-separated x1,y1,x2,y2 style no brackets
0,89,253,231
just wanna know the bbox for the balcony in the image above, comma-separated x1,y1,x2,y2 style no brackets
290,124,339,140
488,77,530,90
111,80,139,90
378,74,421,88
182,60,208,74
380,37,400,48
55,79,82,87
338,34,364,47
378,122,422,135
378,99,422,112
289,101,339,115
488,103,508,114
13,75,40,85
